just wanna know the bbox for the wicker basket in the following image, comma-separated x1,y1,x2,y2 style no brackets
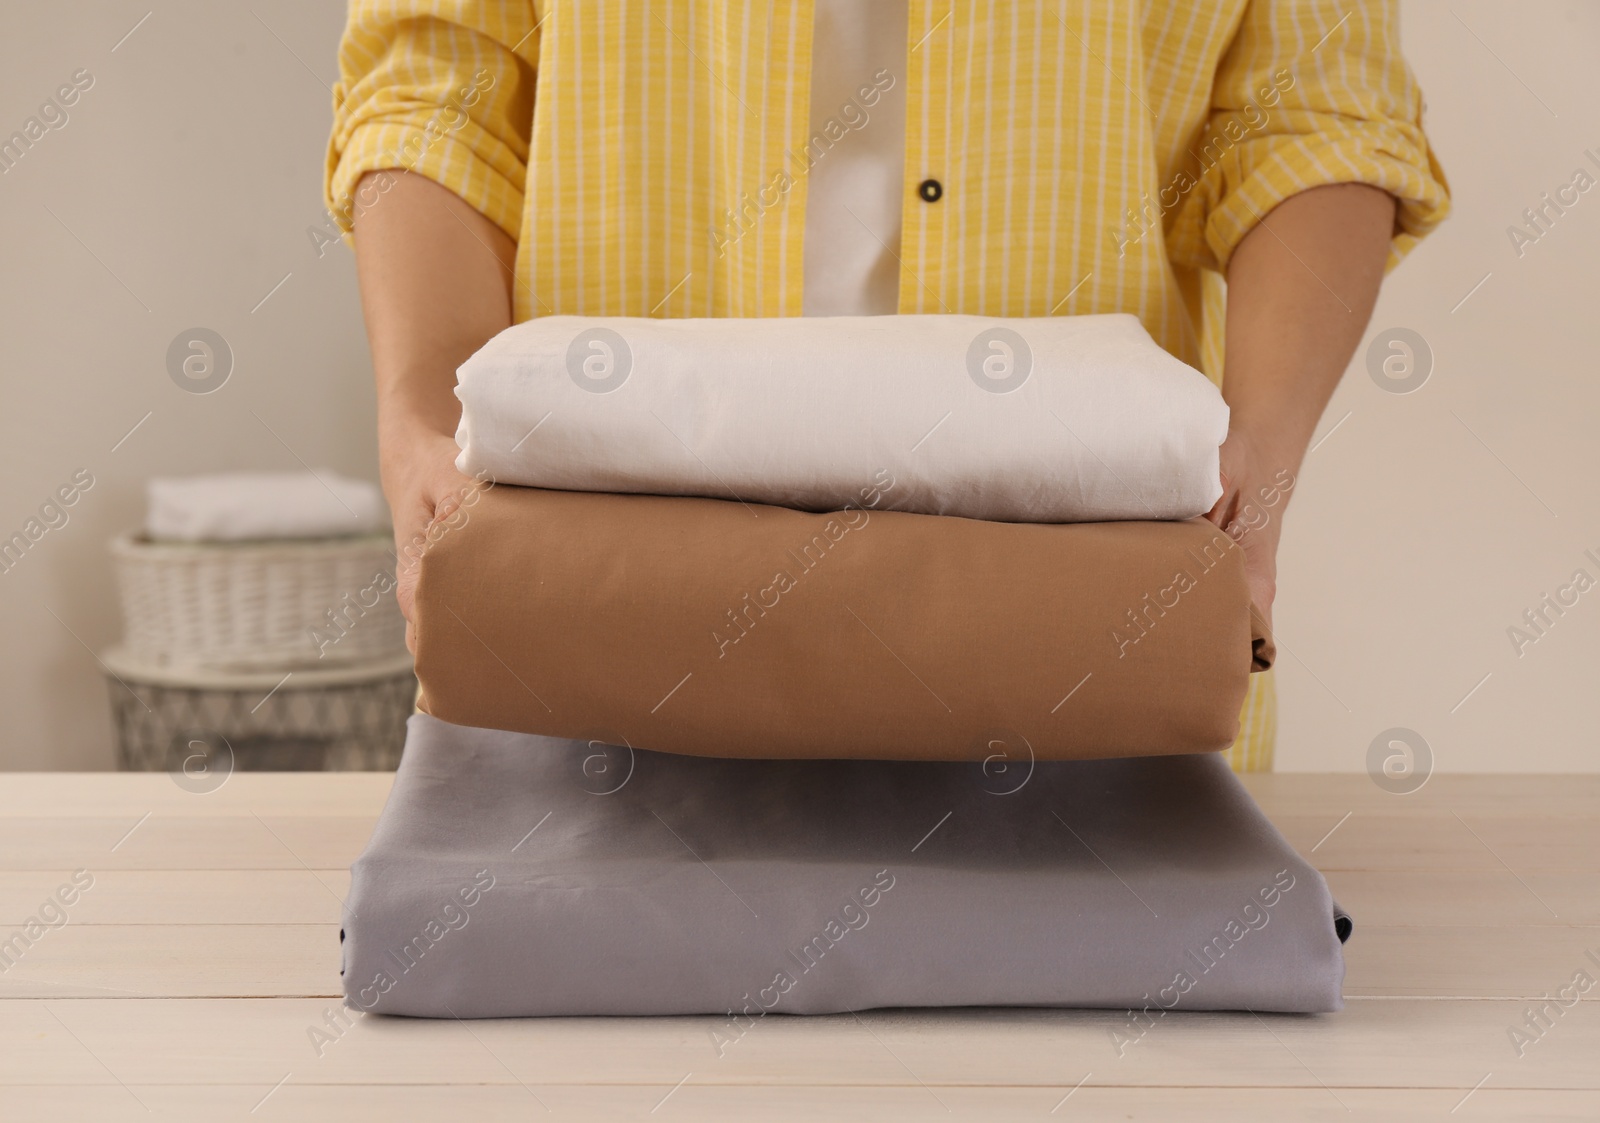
102,647,416,772
110,532,406,671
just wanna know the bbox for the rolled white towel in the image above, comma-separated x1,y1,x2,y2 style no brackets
145,471,388,542
454,313,1228,523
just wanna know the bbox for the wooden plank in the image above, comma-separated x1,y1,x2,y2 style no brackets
1324,870,1600,926
5,922,1597,1003
0,870,349,926
2,774,1594,1109
0,926,338,999
0,773,394,817
0,1083,1594,1122
1345,926,1600,997
104,870,1573,937
1453,814,1600,871
1277,813,1600,872
0,816,375,871
1280,811,1493,870
12,865,1585,931
2,772,1592,820
1241,774,1600,817
0,998,1595,1090
9,810,1590,877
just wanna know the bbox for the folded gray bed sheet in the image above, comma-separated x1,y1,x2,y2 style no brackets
342,714,1350,1019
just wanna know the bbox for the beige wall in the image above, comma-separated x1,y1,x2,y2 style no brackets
1271,1,1600,772
0,2,1595,771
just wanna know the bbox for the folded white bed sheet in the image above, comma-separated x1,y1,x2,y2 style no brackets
454,313,1229,523
145,471,387,541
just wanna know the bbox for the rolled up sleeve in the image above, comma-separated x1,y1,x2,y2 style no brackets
1187,0,1450,274
324,0,540,243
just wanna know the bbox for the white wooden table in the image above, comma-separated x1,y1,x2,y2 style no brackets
1,772,1595,1120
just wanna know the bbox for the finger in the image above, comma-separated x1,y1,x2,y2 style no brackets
1205,485,1239,529
431,488,462,525
391,496,435,621
1238,537,1276,620
395,561,418,623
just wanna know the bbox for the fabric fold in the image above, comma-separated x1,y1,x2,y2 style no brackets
145,471,387,542
453,313,1230,523
412,485,1267,762
341,713,1348,1018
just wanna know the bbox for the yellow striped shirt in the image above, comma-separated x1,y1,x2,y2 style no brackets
326,0,1450,771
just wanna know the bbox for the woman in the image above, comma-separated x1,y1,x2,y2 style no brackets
326,0,1449,770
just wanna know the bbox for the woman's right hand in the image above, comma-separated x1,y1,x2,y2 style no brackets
380,418,477,642
349,169,517,646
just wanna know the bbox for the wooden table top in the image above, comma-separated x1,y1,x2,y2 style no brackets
1,772,1595,1120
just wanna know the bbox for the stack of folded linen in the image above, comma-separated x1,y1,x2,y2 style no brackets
344,314,1349,1019
145,470,388,543
104,471,413,772
453,312,1229,523
114,471,404,671
420,313,1271,761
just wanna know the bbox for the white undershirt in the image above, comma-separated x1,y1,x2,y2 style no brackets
801,0,909,317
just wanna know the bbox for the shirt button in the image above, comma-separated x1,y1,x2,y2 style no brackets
918,178,943,203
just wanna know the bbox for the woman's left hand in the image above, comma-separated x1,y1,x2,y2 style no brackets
1206,427,1297,635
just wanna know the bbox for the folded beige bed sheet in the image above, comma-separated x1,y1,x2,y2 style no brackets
413,485,1273,762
